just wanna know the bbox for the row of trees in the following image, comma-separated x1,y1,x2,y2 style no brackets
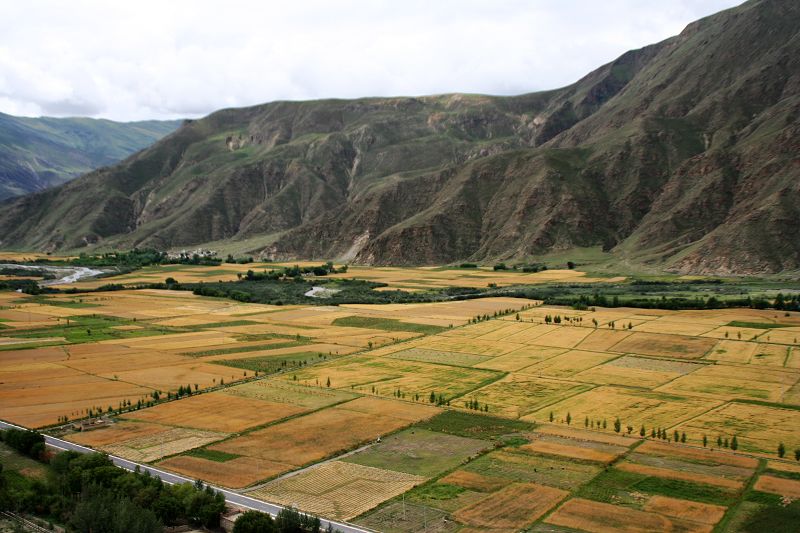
551,413,800,460
491,262,549,272
233,508,337,533
469,304,534,324
241,262,348,282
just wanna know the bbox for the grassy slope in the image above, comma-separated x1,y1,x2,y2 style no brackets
0,112,181,200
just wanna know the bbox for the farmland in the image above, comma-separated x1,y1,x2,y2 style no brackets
2,266,800,531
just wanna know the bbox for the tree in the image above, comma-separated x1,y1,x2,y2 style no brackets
651,428,656,439
681,432,686,443
703,435,708,447
717,436,723,447
724,437,729,448
584,416,589,428
326,377,331,388
778,442,786,458
602,419,607,429
429,391,436,404
549,411,554,423
640,425,646,437
731,435,738,451
613,417,621,433
795,448,800,461
566,412,572,425
233,510,276,533
275,507,320,532
2,428,45,459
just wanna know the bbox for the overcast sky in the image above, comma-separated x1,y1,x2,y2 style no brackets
0,0,743,122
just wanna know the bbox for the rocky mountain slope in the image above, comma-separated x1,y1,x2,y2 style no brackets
0,0,797,274
0,114,181,200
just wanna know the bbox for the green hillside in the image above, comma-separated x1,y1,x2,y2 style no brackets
0,113,181,200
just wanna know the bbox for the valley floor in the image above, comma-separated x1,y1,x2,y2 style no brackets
1,266,799,532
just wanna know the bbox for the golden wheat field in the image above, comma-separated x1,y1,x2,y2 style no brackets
3,278,800,531
247,461,426,520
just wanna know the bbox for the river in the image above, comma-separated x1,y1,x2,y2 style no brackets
0,264,105,286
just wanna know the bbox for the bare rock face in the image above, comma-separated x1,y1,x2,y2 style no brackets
0,0,798,275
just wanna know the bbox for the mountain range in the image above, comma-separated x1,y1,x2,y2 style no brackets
0,0,797,274
0,113,181,200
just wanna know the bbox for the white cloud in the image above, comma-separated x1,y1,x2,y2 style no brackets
0,0,744,121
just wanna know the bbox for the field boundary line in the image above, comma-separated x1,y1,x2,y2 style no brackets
662,399,729,433
515,384,599,422
712,457,766,533
243,441,377,492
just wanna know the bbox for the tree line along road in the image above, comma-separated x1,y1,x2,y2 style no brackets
0,420,373,533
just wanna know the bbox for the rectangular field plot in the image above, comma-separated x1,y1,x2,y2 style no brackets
462,375,591,419
575,329,633,352
415,411,535,440
754,475,800,498
438,319,511,339
475,321,540,341
462,449,602,490
439,470,511,492
417,336,523,357
673,402,800,455
656,364,798,402
757,329,800,345
620,449,754,488
535,424,635,447
518,350,619,378
224,379,359,409
453,482,568,531
616,461,744,490
750,343,790,367
121,391,307,432
527,385,719,428
343,428,489,477
68,421,226,462
573,355,702,388
502,323,562,344
100,362,249,391
612,332,717,359
636,440,758,470
355,501,460,533
387,348,491,367
0,373,152,428
703,326,772,341
279,355,502,400
473,345,566,372
158,455,290,488
248,461,425,520
524,326,594,349
207,397,437,476
545,497,721,533
632,318,716,336
577,464,739,510
520,433,628,464
706,340,758,363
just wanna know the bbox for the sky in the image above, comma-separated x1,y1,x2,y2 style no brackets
0,0,744,122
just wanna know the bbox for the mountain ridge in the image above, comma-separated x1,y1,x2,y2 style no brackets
0,113,181,200
1,0,797,275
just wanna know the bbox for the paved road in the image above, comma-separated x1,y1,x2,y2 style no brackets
0,420,373,533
